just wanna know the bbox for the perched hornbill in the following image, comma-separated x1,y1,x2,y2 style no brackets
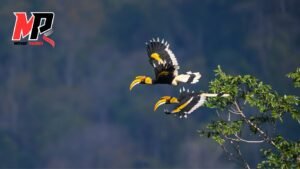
129,37,201,90
154,87,230,118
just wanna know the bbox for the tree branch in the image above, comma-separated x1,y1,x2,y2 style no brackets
234,142,251,169
233,101,277,147
224,134,265,144
234,133,265,143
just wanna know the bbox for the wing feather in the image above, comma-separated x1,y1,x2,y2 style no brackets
146,37,180,80
169,90,207,118
146,37,180,69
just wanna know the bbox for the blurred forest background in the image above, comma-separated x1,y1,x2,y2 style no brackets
0,0,300,168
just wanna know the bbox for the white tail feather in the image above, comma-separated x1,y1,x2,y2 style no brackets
172,72,201,85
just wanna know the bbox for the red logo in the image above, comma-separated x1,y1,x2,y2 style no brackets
12,12,55,47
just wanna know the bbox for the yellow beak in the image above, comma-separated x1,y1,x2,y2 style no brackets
154,99,168,111
129,78,142,91
154,96,180,111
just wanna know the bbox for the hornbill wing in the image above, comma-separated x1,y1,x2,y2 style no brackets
170,91,230,118
146,37,180,74
153,63,177,82
174,93,205,116
164,88,206,118
180,93,230,115
184,95,206,114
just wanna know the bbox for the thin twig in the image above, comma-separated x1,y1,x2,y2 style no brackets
221,141,247,166
229,110,241,115
224,135,240,142
224,135,264,144
234,142,251,169
234,133,265,143
233,101,277,147
216,110,221,118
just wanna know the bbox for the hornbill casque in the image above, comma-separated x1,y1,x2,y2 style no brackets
154,87,230,118
129,37,201,90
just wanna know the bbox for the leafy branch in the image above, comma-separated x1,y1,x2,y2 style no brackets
199,66,300,169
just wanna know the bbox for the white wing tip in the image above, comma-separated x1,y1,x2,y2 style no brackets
190,72,202,84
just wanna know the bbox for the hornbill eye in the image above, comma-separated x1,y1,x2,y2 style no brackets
154,96,179,111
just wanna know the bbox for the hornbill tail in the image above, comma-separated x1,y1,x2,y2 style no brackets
172,72,201,85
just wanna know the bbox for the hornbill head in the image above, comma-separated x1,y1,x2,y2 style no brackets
129,76,153,91
154,96,179,111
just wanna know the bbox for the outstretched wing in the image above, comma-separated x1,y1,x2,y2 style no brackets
146,37,180,73
152,63,177,83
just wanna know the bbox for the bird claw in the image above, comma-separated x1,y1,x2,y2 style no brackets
164,109,171,114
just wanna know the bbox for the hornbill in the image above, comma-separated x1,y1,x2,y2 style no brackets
154,87,230,118
129,37,201,90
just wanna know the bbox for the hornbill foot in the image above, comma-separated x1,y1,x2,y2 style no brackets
164,109,171,114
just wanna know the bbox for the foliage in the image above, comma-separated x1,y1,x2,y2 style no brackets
258,136,300,169
200,66,300,168
287,68,300,88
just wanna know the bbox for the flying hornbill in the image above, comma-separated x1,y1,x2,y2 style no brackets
129,37,201,90
154,87,230,118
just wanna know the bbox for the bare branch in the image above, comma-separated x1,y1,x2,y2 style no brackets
221,141,249,168
233,101,277,147
224,135,240,142
234,142,251,169
216,110,221,118
201,93,230,97
234,134,265,143
229,108,240,115
229,110,241,115
224,135,265,144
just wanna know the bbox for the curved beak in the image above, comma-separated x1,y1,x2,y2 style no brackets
129,78,142,91
154,96,171,111
154,100,166,111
